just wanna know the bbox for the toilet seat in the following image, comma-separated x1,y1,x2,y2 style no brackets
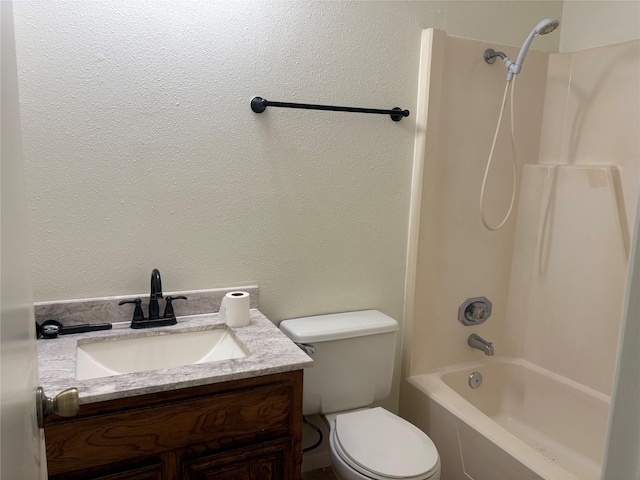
332,407,439,479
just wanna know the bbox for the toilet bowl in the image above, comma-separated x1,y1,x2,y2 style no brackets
279,310,441,479
326,408,440,480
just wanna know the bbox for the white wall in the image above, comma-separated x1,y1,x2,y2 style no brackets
560,0,640,52
13,1,562,327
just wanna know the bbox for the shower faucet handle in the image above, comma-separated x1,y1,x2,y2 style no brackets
458,297,492,326
469,304,489,321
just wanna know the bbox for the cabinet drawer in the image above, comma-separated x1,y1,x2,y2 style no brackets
45,382,294,475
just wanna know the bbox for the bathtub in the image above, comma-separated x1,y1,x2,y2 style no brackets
402,357,610,480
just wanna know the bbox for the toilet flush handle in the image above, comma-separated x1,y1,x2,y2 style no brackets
295,342,316,356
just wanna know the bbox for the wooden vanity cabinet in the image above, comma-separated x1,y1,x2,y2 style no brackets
44,370,303,480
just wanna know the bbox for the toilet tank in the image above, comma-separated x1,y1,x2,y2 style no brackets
279,310,398,416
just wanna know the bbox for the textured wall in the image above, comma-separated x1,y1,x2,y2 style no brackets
560,0,640,52
13,0,561,327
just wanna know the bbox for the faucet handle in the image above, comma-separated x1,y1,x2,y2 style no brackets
119,298,145,322
163,296,187,319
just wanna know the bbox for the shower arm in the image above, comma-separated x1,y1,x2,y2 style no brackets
484,48,520,82
484,49,508,63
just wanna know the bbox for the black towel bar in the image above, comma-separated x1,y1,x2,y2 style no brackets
250,97,409,122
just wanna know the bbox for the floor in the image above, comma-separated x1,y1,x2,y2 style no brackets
301,466,337,480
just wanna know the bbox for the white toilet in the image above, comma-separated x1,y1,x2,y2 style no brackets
280,310,440,480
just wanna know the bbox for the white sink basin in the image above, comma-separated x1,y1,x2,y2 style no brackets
76,328,246,380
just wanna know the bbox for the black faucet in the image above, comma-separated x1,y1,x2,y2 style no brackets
119,268,186,329
149,268,163,320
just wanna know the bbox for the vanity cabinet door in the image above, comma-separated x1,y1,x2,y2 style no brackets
45,371,303,480
182,438,290,480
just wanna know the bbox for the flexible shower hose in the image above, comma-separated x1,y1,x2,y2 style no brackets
480,76,518,231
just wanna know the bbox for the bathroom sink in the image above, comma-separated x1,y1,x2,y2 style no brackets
76,328,246,380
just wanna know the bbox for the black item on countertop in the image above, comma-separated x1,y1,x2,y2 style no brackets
38,319,112,339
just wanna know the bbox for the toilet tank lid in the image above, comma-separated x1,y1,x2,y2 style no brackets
279,310,398,343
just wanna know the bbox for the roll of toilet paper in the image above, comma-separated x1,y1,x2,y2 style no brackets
218,291,250,327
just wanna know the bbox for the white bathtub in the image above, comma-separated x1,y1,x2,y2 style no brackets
403,357,610,479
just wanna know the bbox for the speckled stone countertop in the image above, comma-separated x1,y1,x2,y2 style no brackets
38,309,312,405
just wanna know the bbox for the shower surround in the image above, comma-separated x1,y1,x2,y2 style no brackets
400,29,639,479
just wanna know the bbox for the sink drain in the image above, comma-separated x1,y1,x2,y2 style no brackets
469,371,483,389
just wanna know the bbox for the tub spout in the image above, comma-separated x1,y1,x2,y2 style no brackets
468,334,494,356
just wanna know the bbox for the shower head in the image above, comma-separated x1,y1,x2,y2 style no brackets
535,18,560,36
505,18,559,81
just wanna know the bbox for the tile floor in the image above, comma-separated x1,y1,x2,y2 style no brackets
301,466,337,480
